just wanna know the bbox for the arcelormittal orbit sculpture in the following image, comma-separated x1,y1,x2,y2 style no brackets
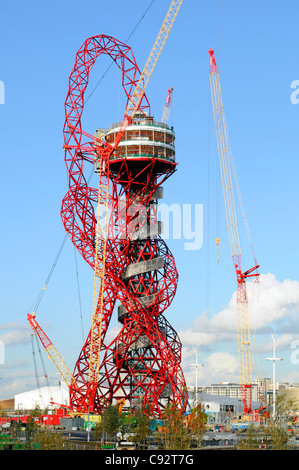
60,33,187,417
25,1,187,418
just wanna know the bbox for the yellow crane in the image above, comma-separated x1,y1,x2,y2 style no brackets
123,1,182,124
88,0,183,400
208,49,259,415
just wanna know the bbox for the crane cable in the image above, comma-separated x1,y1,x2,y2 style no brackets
86,0,156,104
30,331,47,409
27,234,67,317
28,236,66,407
74,246,85,342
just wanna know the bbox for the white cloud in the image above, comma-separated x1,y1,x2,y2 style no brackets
249,273,299,332
179,273,299,348
0,322,30,347
182,348,239,387
206,352,238,380
178,273,299,386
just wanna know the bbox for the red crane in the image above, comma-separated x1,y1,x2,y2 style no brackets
209,49,260,415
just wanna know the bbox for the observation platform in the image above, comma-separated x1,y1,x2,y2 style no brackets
94,113,176,183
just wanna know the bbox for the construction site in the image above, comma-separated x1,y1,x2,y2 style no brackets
1,0,298,451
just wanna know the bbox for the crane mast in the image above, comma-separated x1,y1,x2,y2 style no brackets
208,49,259,414
87,150,110,400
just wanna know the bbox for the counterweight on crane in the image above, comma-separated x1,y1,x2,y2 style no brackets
208,49,259,415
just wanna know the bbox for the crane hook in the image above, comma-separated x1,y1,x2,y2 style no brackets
216,237,220,264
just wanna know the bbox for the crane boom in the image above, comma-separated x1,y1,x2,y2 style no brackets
208,49,259,414
209,51,241,271
88,0,183,397
27,314,74,388
125,0,183,120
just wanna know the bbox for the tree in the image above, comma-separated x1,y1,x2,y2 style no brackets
25,416,37,449
31,405,42,418
237,423,289,450
93,420,104,448
131,409,150,448
263,422,289,450
276,389,299,425
237,424,262,450
186,403,206,446
101,405,121,440
120,411,136,434
32,427,71,450
159,402,190,450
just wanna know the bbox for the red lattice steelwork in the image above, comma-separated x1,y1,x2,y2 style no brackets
61,35,187,417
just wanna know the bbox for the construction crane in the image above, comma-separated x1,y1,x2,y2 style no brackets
27,313,74,388
162,87,174,124
208,49,260,415
88,0,183,405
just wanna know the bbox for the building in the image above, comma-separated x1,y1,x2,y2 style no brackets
193,393,267,426
198,393,261,416
198,379,269,404
14,383,69,411
0,399,14,411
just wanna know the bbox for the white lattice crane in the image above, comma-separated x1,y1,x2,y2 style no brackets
208,49,260,415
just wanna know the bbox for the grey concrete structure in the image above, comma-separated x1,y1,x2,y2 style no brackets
118,293,159,323
130,221,163,240
122,256,164,281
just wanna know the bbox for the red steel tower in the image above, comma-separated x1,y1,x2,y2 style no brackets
60,34,187,417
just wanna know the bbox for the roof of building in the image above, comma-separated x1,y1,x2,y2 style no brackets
198,393,262,411
0,398,14,410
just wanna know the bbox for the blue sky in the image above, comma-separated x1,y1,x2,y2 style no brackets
1,0,299,401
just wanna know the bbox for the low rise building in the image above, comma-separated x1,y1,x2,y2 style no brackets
198,380,268,402
14,383,69,411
